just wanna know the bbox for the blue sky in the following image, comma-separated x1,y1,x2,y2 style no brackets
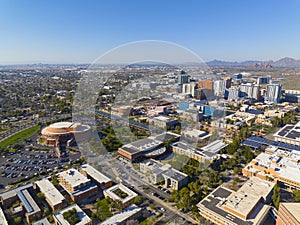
0,0,300,64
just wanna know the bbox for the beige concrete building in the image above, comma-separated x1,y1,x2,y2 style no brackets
242,148,300,191
276,203,300,225
197,177,275,225
80,164,113,189
34,179,66,211
58,168,98,203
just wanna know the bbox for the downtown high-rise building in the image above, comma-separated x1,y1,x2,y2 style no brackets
196,79,214,100
257,75,272,85
265,83,282,103
214,80,226,97
178,74,189,84
226,87,240,101
240,83,260,100
182,82,198,97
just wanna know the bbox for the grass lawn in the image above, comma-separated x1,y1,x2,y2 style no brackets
0,125,40,150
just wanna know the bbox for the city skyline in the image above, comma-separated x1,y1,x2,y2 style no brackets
1,0,300,64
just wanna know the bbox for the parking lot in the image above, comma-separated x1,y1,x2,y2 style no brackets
0,147,81,188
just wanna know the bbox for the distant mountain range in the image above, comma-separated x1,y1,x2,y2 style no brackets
206,57,300,68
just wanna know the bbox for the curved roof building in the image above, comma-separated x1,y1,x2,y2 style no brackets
41,122,91,146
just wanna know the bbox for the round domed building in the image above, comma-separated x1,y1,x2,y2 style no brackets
40,122,91,146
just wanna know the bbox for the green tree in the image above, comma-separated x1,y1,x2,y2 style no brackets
132,196,143,205
293,190,300,202
272,185,281,209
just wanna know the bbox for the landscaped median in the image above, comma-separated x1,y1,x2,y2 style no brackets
0,125,41,150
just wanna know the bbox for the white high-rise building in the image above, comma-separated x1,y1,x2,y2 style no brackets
240,83,260,100
182,82,197,97
266,83,282,103
252,84,260,100
214,80,226,97
227,87,240,101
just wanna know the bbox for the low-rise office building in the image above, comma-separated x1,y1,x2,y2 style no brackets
17,188,42,224
0,183,41,224
34,179,66,211
0,183,32,209
58,168,98,203
140,159,188,190
276,203,300,225
100,204,142,225
80,164,113,189
104,184,138,208
172,139,228,163
54,204,92,225
197,177,275,225
172,141,217,163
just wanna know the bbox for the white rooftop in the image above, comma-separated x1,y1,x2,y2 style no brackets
201,139,228,153
81,164,111,184
58,168,90,188
253,151,300,183
223,177,275,219
0,207,8,225
49,121,74,129
33,218,51,225
100,204,141,225
54,204,91,225
35,179,65,207
104,184,138,204
183,129,211,139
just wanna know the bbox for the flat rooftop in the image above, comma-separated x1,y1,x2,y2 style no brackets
172,141,217,158
120,132,179,155
274,122,300,141
223,177,274,219
99,204,142,225
104,184,138,204
17,189,41,215
162,168,188,181
201,140,228,153
35,179,65,207
32,218,51,225
182,129,211,139
0,183,33,201
249,151,300,184
244,135,300,151
81,164,111,184
281,203,300,222
151,115,177,122
197,186,252,225
58,168,90,188
54,204,91,225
